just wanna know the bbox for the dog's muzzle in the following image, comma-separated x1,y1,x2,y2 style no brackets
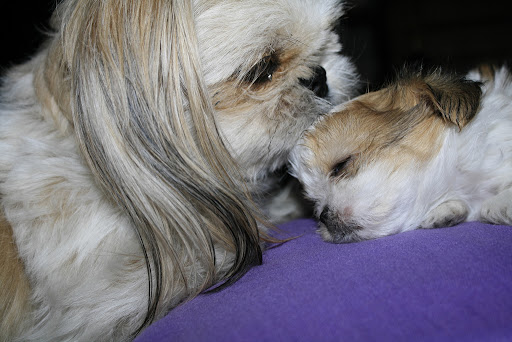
319,207,362,243
300,66,328,98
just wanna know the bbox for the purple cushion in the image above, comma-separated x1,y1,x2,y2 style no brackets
135,219,512,342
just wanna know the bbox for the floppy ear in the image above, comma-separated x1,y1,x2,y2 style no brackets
53,0,262,335
422,73,482,129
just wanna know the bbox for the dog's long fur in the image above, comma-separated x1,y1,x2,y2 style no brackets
0,0,358,340
291,65,512,242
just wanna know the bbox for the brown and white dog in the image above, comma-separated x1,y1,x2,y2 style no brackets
291,65,512,243
0,0,358,340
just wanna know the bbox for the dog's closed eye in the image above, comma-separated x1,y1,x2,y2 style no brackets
330,155,353,179
245,53,280,85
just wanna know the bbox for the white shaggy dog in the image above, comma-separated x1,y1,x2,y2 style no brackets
0,0,358,340
291,65,512,243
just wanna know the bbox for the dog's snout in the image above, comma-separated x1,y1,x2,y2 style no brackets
319,207,340,236
300,66,328,98
318,207,363,243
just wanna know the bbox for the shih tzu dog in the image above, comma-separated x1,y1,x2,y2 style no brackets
0,0,358,340
290,65,512,243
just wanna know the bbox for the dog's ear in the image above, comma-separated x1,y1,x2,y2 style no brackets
421,72,482,129
55,0,262,334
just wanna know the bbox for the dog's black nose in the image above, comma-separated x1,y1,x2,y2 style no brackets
319,207,330,225
300,66,328,98
319,207,363,243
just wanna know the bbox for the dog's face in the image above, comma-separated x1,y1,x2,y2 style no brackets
290,71,481,242
196,0,358,179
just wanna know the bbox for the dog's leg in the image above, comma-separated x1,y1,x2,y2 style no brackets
420,200,469,228
480,188,512,225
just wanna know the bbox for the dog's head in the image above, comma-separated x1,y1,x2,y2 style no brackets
195,0,358,179
38,0,357,333
290,70,482,242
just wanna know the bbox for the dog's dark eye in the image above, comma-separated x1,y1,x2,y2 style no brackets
331,156,352,178
245,54,279,85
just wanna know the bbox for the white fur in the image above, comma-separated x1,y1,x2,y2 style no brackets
1,56,149,340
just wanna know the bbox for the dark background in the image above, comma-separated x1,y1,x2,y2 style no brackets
338,0,512,88
2,0,512,89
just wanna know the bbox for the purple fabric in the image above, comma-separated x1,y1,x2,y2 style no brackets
135,219,512,342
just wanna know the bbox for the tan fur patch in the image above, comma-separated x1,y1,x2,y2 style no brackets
476,64,497,82
399,115,445,160
304,84,446,179
0,210,32,341
213,47,303,112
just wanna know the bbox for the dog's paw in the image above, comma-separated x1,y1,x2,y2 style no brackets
420,200,469,229
480,189,512,225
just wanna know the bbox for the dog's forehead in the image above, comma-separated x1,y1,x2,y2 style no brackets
305,99,384,148
305,81,428,150
304,89,447,174
195,0,344,81
300,109,365,172
196,0,342,30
